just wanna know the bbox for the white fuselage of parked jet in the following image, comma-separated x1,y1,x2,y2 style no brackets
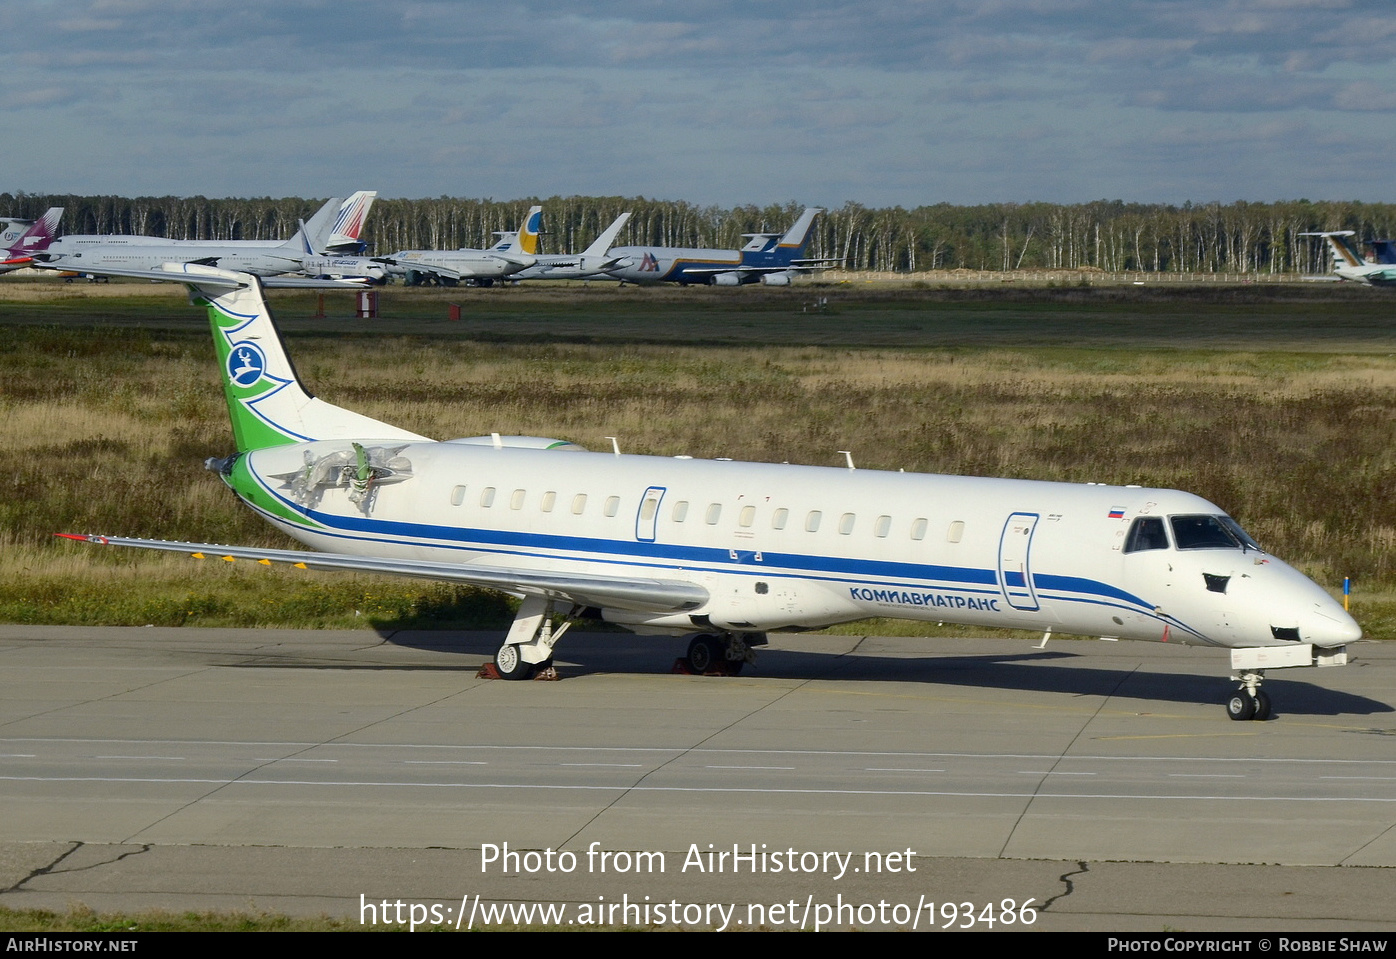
36,236,309,277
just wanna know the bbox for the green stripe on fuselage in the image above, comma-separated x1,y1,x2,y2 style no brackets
226,454,323,531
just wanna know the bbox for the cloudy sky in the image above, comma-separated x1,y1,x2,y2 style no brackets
5,1,1395,208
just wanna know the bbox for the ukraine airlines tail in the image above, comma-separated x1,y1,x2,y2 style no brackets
490,205,542,256
1300,231,1396,285
61,265,1359,720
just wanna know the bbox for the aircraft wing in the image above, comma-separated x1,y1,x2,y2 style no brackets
376,258,463,282
27,262,368,288
679,263,836,276
57,534,710,614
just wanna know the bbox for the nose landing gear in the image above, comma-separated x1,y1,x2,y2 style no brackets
1227,669,1272,721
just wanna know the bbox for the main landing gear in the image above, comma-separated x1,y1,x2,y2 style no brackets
492,596,570,680
683,632,763,676
1226,669,1273,721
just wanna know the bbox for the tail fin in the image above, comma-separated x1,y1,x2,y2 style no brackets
1369,239,1396,265
1301,231,1365,268
183,264,428,451
283,197,342,255
324,191,377,253
518,205,542,255
580,212,631,257
494,206,542,256
4,207,63,258
775,208,823,257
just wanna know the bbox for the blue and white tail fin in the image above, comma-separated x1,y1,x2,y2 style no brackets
179,264,428,451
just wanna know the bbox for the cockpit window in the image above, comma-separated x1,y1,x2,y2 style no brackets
1170,514,1263,552
1123,516,1169,553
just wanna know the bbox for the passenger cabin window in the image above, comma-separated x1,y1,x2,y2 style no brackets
1170,514,1262,551
947,520,964,543
1124,516,1169,553
672,500,689,522
739,506,755,527
480,487,496,508
510,489,526,510
540,491,556,513
604,496,621,517
450,485,468,507
705,503,722,525
839,512,856,535
772,508,789,530
805,510,822,533
910,518,928,541
640,498,658,521
874,515,891,538
572,494,587,515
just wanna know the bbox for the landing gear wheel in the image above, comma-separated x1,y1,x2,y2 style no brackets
686,635,721,674
1227,690,1257,721
495,642,532,680
1252,690,1272,721
725,659,744,676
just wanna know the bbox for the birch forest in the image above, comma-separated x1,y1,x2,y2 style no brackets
6,192,1395,275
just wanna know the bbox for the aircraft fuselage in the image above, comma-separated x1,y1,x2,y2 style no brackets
225,438,1357,649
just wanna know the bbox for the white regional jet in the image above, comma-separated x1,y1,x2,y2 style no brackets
1300,231,1396,285
59,263,1359,721
380,206,540,286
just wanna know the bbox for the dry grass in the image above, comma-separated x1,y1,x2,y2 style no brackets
4,310,1396,627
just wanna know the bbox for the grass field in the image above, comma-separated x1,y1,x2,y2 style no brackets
3,278,1394,634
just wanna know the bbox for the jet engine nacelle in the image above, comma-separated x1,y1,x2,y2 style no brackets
711,272,744,286
760,271,793,286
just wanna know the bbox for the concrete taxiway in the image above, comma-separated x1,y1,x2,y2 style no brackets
1,624,1392,930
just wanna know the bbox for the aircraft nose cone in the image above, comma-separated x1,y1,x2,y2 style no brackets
1304,606,1362,646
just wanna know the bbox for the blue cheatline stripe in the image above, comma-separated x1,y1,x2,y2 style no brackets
245,501,1207,638
249,475,1156,613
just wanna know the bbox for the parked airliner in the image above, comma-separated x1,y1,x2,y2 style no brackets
60,263,1358,720
0,207,63,274
380,206,540,286
1300,231,1396,285
604,208,837,285
28,196,378,281
510,212,631,281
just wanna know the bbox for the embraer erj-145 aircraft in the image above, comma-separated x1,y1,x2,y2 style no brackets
604,207,837,285
1300,231,1396,285
60,264,1358,721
